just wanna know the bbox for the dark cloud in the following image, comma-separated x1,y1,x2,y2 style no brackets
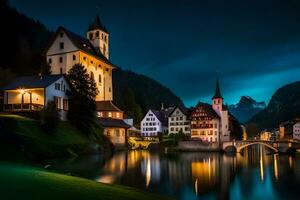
10,0,300,105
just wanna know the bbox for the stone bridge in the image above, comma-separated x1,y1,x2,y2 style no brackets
222,140,300,153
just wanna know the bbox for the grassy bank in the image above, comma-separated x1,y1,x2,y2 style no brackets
0,113,108,160
0,163,172,200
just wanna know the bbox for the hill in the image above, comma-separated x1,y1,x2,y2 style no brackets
228,96,266,123
248,81,300,130
0,1,184,122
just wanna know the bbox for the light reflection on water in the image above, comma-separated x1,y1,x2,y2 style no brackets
48,147,300,200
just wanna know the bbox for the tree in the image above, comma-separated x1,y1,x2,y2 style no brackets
40,101,59,134
67,64,98,136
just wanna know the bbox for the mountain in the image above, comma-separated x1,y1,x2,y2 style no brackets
249,81,300,130
0,1,184,120
113,69,183,114
228,96,266,123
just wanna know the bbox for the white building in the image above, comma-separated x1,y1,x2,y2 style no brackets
293,122,300,140
141,108,173,137
168,106,190,135
45,16,113,102
2,75,70,120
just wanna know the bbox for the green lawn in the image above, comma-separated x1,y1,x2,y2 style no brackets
0,163,172,200
0,113,104,159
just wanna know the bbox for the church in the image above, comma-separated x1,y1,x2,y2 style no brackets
190,78,230,143
44,16,130,147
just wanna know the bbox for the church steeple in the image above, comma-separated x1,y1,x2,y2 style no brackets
212,76,223,114
212,76,223,99
88,15,108,33
87,15,110,59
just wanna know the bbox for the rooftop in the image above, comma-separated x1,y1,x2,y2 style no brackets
1,75,64,90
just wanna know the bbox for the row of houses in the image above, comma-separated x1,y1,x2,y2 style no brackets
140,79,231,143
257,119,300,141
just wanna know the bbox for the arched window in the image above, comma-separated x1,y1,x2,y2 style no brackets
90,72,94,81
89,33,93,40
99,74,102,83
95,31,99,38
103,44,106,55
104,35,107,42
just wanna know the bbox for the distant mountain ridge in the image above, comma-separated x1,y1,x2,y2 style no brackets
228,96,266,123
0,1,184,120
249,81,300,130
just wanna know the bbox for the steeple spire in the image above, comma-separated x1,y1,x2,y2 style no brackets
212,76,223,99
88,15,108,33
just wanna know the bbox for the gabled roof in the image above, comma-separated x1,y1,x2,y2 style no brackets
88,16,109,33
149,107,175,126
44,26,115,67
96,101,122,112
168,105,191,117
191,102,220,119
98,117,130,128
1,75,64,90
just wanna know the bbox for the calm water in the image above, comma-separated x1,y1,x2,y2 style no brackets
48,147,300,200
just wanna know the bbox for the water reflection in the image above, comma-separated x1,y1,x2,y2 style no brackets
48,147,300,200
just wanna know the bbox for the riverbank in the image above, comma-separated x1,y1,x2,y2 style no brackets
0,162,172,200
0,113,111,161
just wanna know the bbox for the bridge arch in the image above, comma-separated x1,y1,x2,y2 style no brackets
237,142,278,153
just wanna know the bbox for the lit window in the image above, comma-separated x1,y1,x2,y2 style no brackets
116,112,120,118
108,112,112,117
63,99,68,111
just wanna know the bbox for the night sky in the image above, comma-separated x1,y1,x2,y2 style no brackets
10,0,300,106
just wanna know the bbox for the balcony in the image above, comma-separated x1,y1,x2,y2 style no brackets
4,103,44,112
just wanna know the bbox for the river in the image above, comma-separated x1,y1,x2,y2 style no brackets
47,146,300,200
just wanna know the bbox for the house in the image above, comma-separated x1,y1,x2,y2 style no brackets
293,122,300,141
190,102,220,142
2,75,70,120
280,120,296,139
168,105,191,135
141,107,174,137
44,16,127,146
96,101,130,147
190,78,230,143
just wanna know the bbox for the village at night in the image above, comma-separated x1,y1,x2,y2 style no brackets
1,0,300,199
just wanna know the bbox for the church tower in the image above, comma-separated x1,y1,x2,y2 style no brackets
212,77,223,115
87,16,109,59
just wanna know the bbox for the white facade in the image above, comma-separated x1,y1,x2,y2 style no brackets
46,27,113,102
168,107,190,135
141,110,164,137
87,29,109,59
293,122,300,140
3,76,70,120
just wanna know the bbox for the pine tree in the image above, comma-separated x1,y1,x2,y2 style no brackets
67,64,98,136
